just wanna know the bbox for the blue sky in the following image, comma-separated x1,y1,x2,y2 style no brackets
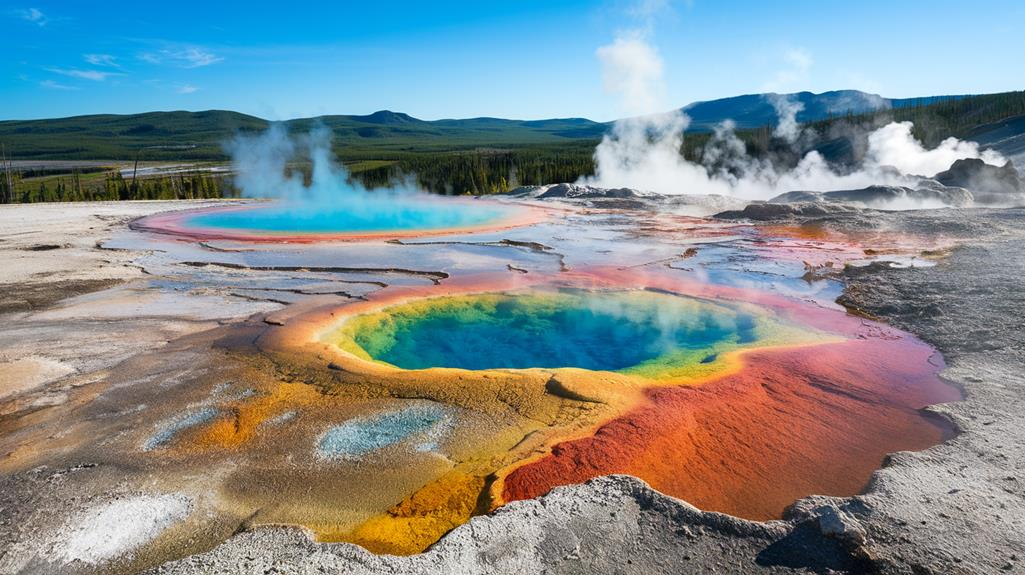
2,0,1023,121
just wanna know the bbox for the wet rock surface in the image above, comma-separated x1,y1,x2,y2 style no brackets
934,159,1024,204
768,184,975,208
831,208,1025,574
506,184,750,215
715,201,864,221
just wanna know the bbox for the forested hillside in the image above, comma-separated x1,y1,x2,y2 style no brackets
1,91,1022,202
0,89,960,162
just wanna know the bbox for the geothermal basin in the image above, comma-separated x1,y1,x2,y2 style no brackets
259,261,962,552
0,197,965,569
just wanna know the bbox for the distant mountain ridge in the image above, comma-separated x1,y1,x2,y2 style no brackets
0,90,972,160
683,90,964,130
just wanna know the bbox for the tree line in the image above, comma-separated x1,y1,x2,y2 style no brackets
351,145,597,195
805,90,1025,146
0,169,233,203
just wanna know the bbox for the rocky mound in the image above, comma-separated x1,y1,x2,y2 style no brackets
148,475,879,574
770,185,974,209
506,183,646,200
933,158,1024,204
714,201,864,221
504,184,749,215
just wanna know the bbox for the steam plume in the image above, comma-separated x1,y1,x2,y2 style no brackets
580,32,1006,204
225,123,418,203
597,33,666,117
866,121,1006,177
768,94,804,145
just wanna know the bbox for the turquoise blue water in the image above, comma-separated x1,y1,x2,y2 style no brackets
185,198,514,234
317,404,448,459
356,290,755,372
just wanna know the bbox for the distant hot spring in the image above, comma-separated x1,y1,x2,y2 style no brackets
131,195,544,241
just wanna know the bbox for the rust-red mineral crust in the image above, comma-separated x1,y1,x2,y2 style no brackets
502,333,959,519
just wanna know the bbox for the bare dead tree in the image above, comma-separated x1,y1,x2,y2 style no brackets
1,143,13,204
131,150,140,200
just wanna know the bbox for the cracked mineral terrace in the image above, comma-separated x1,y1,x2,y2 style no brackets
0,196,1022,575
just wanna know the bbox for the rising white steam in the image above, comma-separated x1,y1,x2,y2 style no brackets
225,123,417,201
597,33,666,117
580,32,1006,201
866,121,1006,177
591,111,733,196
763,48,814,93
222,124,513,229
585,26,728,196
768,94,804,144
224,123,297,199
224,123,431,204
827,90,890,114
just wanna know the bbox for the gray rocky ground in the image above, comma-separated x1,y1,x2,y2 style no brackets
0,201,276,403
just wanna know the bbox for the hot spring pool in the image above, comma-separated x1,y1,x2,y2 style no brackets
334,289,762,373
134,196,540,241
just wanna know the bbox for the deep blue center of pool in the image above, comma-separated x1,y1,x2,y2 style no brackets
351,290,756,372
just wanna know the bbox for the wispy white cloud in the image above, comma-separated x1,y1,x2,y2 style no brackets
597,32,667,116
627,0,669,20
760,47,813,93
84,53,119,67
40,79,78,90
837,69,884,96
141,79,201,95
12,7,47,26
622,0,677,34
182,47,221,67
597,0,680,117
47,67,118,81
139,46,223,68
